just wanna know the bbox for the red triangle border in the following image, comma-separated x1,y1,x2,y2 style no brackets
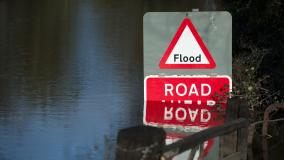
159,17,216,69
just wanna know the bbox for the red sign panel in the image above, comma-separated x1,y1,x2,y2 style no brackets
144,76,231,129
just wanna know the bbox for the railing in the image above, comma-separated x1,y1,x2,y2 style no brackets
162,118,249,160
115,98,249,160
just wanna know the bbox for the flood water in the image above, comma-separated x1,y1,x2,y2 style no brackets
2,0,277,160
0,0,222,159
0,0,145,159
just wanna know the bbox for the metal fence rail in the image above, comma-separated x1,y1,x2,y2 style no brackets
162,118,249,160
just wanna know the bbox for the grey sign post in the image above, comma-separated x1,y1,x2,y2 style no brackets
143,12,232,160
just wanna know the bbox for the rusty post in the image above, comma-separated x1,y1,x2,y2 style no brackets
262,103,284,160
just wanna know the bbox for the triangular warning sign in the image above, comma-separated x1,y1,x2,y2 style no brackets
159,17,216,69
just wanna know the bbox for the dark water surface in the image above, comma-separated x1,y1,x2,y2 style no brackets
0,0,144,159
5,0,281,160
0,0,219,159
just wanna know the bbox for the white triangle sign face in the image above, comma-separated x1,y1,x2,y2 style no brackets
159,18,216,69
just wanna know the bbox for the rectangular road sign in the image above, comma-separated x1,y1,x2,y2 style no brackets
144,76,232,131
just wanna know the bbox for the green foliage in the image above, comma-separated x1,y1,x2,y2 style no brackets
225,0,284,121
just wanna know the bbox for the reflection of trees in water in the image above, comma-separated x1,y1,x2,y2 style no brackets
0,0,81,116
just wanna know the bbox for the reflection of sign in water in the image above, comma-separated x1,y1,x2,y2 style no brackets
144,76,231,130
166,133,214,160
159,18,216,69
